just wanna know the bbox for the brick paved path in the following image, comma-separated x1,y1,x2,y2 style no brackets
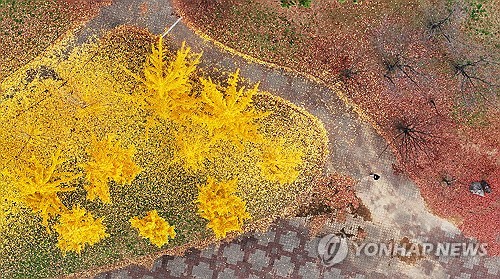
94,218,499,279
69,1,500,278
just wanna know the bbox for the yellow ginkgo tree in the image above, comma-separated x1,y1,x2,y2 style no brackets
130,210,176,248
126,37,202,125
4,149,80,229
54,205,109,255
0,31,314,264
259,140,303,185
196,177,251,239
122,37,305,241
195,70,269,145
81,134,142,204
173,127,214,171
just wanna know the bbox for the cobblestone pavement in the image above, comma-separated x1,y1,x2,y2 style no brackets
70,0,500,278
94,218,499,279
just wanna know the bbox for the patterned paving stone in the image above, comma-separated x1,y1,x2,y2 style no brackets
439,256,452,263
93,218,500,279
110,269,132,279
298,262,321,279
200,244,217,259
272,255,294,277
279,231,300,252
222,243,244,265
248,249,270,272
256,230,276,246
151,258,162,272
483,257,499,275
192,262,213,279
305,236,321,258
445,230,460,238
217,268,236,279
463,256,481,269
288,217,308,229
323,267,343,278
166,257,187,277
455,272,472,279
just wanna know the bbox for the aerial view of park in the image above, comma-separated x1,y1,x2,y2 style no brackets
0,0,498,278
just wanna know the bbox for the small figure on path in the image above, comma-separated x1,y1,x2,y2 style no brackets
369,173,380,180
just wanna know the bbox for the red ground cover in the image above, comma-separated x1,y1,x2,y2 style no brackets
0,0,109,80
174,0,499,254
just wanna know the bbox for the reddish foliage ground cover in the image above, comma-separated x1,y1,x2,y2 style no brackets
174,0,499,254
0,0,109,80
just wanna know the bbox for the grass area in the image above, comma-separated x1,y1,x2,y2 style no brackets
461,0,499,47
0,26,328,278
452,97,490,127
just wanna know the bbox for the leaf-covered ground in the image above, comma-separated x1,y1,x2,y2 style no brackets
0,0,108,80
0,26,328,278
173,0,499,254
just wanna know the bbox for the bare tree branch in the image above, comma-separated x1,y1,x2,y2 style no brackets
379,116,441,166
382,54,424,87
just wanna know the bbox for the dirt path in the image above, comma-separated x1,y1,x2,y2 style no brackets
72,0,498,278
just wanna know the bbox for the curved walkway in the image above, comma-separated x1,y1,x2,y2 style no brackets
72,0,499,278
